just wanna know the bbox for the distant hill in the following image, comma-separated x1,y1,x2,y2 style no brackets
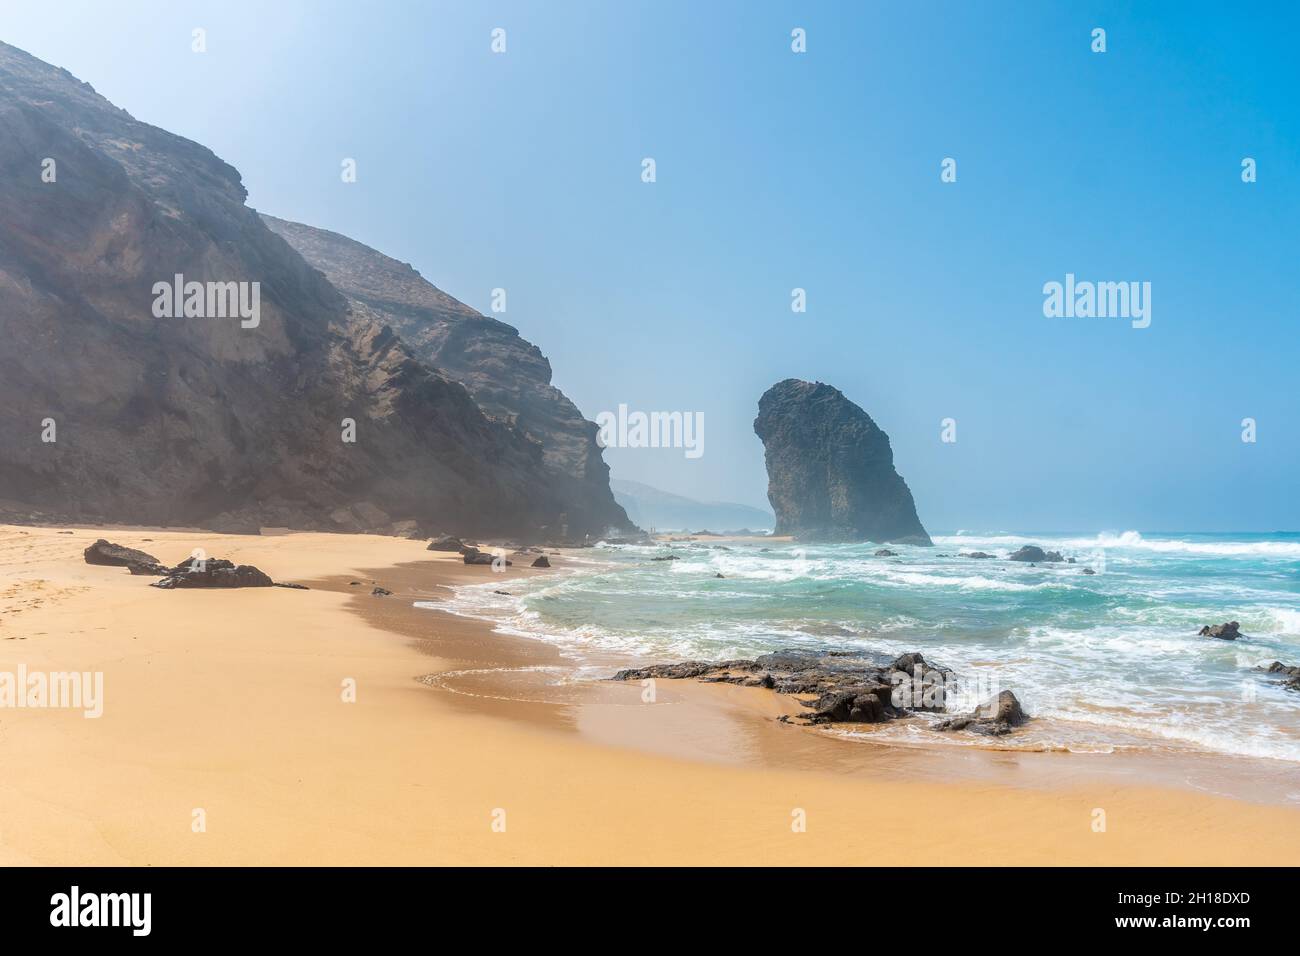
610,479,773,532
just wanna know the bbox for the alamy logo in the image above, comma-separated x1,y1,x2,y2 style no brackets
152,274,261,328
1043,273,1150,329
0,665,102,718
50,886,151,936
595,404,704,459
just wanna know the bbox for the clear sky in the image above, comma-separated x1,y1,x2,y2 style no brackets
5,1,1297,531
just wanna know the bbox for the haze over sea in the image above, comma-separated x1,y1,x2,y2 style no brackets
427,531,1300,765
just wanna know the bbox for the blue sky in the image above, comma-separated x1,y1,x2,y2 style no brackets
6,1,1297,530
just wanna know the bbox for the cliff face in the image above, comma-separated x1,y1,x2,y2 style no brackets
0,41,565,537
753,379,931,544
261,215,633,538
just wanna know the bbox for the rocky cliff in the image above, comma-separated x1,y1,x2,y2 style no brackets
261,215,633,538
0,41,567,537
753,379,931,544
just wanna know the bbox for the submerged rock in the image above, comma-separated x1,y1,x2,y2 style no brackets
934,690,1028,736
874,548,899,557
1007,545,1065,563
753,379,931,545
959,551,996,559
1199,621,1242,640
1261,661,1300,691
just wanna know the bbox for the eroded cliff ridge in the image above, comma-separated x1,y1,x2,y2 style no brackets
753,379,931,544
262,215,632,538
0,41,569,537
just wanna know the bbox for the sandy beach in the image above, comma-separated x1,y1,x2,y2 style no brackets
1,524,1298,867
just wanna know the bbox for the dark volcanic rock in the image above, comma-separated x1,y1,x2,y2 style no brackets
959,551,996,559
609,647,1013,731
152,559,274,589
84,539,162,571
1199,621,1242,640
1262,661,1300,691
874,548,899,557
753,380,931,544
427,535,464,552
805,686,893,723
934,690,1028,736
371,586,393,596
531,555,551,568
0,41,570,539
1007,545,1065,563
613,660,760,682
464,551,511,566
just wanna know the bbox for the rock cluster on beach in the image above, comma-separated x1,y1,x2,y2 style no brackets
152,559,274,589
83,540,306,589
753,379,932,545
612,648,1029,735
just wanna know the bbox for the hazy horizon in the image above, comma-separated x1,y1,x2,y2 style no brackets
6,1,1296,530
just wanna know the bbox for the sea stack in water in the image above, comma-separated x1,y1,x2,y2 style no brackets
753,379,931,544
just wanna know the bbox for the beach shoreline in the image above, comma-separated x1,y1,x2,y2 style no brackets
2,524,1298,866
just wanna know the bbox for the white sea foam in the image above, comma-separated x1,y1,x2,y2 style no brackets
416,533,1300,764
1264,607,1300,635
933,529,1300,559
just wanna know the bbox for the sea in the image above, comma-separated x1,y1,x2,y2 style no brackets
419,531,1300,764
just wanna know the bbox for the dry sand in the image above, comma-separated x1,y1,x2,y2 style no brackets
1,525,1298,866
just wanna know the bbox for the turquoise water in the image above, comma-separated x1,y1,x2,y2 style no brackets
429,531,1300,762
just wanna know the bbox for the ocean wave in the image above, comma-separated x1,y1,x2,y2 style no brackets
934,530,1300,559
1264,607,1300,635
873,569,1073,593
416,536,1300,765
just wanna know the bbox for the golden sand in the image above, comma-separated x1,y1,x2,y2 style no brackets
1,525,1297,866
